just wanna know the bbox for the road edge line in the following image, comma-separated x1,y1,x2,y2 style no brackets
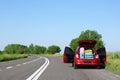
26,57,49,80
33,57,50,80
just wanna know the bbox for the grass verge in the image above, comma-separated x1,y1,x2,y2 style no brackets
35,53,63,57
106,52,120,74
106,58,120,74
0,53,28,62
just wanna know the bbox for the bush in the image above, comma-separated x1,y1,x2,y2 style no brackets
33,45,46,54
4,44,29,54
0,53,28,62
47,45,61,54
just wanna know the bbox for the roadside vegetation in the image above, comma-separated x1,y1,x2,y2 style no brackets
36,53,63,57
0,53,28,62
0,44,61,62
106,52,120,74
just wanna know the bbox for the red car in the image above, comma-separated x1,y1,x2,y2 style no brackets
73,40,106,69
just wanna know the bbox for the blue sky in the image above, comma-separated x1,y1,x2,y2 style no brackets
0,0,120,52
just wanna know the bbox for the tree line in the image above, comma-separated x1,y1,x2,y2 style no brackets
0,44,61,54
0,30,104,55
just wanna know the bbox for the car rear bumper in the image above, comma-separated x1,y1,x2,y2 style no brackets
74,59,100,67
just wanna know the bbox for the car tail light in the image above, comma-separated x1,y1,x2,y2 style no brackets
75,54,79,58
95,54,99,58
92,59,96,63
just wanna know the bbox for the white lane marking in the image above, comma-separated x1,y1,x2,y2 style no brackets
3,57,41,70
28,57,49,80
33,57,49,80
26,57,50,80
23,57,41,65
23,63,27,65
6,66,13,69
16,64,21,66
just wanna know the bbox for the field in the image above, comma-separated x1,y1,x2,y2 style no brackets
106,52,120,74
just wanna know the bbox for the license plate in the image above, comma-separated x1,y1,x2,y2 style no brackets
83,60,92,64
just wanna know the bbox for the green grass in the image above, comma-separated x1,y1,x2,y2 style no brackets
106,58,120,74
34,53,63,57
0,53,28,62
106,52,120,74
0,53,62,62
107,52,120,59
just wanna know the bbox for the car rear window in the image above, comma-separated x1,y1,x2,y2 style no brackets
79,48,95,59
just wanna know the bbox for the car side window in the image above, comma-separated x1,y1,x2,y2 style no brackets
66,47,73,54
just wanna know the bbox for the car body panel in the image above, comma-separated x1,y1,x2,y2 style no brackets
97,47,107,64
74,58,100,67
63,47,74,63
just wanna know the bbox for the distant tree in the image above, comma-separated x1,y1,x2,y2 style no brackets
39,46,46,54
4,44,29,54
79,30,102,40
69,38,79,52
29,43,34,54
0,50,2,54
19,45,29,54
70,30,104,51
34,45,46,54
47,45,61,54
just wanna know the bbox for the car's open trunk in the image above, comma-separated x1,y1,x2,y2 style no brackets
78,40,96,48
78,40,97,59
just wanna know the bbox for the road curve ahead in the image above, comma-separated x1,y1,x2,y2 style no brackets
0,56,48,80
40,56,120,80
0,56,120,80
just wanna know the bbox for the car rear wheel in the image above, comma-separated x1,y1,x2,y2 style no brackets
97,63,106,69
100,64,106,69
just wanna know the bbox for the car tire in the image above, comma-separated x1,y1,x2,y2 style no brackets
99,64,106,69
100,64,106,69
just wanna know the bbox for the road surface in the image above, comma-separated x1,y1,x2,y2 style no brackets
0,56,120,80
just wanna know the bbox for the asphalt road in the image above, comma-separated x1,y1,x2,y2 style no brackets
0,56,120,80
0,56,45,80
